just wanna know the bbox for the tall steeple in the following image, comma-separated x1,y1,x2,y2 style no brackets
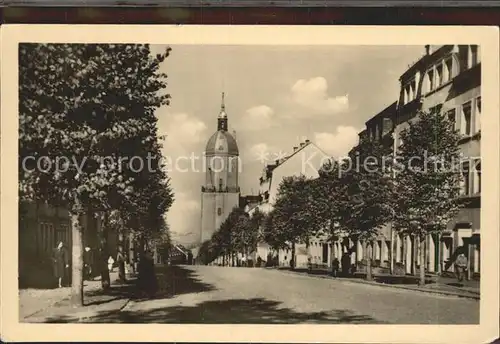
217,92,228,131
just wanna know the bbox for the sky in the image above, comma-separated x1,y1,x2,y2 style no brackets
150,44,424,246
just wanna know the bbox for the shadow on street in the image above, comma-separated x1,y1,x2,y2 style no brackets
40,265,385,324
49,297,385,324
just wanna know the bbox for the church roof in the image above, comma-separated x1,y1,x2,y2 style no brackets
205,130,239,155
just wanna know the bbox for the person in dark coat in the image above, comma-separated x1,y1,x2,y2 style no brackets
341,252,351,277
331,257,340,277
53,241,69,288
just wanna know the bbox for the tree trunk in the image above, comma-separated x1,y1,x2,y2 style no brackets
366,241,373,281
70,211,84,306
128,233,136,275
291,242,296,270
419,235,426,286
98,212,111,290
118,228,126,282
411,236,417,276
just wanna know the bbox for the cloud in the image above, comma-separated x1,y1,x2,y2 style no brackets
164,113,207,145
166,192,201,243
247,142,283,165
314,126,359,158
290,77,349,115
238,105,276,131
160,112,207,160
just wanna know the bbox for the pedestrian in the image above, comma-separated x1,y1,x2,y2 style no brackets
108,255,115,273
52,241,69,288
83,246,93,280
331,257,340,277
455,253,468,283
341,252,351,277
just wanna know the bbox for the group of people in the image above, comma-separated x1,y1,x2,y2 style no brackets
330,252,356,278
329,251,470,284
51,241,126,288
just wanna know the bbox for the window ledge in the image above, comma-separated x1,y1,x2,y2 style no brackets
458,131,481,145
423,79,454,98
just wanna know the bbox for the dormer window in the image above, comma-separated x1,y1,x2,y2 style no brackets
468,45,479,69
403,78,416,104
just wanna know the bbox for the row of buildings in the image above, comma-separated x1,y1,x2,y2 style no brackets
242,44,481,279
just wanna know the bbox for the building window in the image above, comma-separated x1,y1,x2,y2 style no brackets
40,222,55,254
474,160,481,194
460,161,470,195
436,63,444,87
217,208,222,216
468,45,479,68
427,69,434,92
461,101,472,136
475,96,481,133
445,57,454,82
447,109,456,131
403,79,416,104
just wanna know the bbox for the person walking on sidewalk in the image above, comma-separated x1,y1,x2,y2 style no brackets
341,252,351,277
53,241,69,288
108,255,115,273
455,253,468,283
331,257,340,277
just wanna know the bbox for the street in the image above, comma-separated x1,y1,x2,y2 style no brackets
77,265,478,324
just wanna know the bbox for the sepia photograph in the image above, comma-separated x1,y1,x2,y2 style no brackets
1,25,499,343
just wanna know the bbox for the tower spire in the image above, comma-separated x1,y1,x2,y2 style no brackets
217,92,228,131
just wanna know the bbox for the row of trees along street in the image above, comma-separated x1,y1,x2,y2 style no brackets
200,108,465,286
19,44,174,306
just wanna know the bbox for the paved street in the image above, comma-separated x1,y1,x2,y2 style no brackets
69,265,479,324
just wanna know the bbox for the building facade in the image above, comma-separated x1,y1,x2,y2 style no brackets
393,44,481,278
246,140,331,268
326,101,399,275
18,201,102,287
200,93,241,244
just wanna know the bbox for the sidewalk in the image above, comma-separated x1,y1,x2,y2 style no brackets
269,267,480,300
20,272,132,323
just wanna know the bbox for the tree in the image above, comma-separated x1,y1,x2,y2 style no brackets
394,109,463,286
312,159,350,245
268,175,321,269
19,43,172,305
340,138,395,280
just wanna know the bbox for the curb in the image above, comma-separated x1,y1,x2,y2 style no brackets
269,268,480,300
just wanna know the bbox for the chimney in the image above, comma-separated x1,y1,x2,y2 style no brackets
425,45,432,55
300,142,305,147
293,146,298,151
275,159,280,165
305,139,310,144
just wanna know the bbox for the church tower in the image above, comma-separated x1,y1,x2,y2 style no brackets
200,93,240,244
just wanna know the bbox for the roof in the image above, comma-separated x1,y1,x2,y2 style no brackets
205,130,239,155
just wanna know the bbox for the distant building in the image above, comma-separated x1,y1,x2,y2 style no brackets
170,244,190,265
244,139,331,268
200,93,241,246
